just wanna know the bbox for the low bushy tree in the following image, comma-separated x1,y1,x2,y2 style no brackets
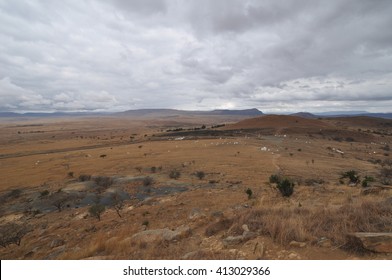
277,178,295,197
89,204,105,221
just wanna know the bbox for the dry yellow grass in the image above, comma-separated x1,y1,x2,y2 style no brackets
0,115,391,260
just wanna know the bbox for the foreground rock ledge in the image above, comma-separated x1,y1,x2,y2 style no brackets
347,232,392,253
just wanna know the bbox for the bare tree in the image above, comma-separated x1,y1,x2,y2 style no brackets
111,192,124,218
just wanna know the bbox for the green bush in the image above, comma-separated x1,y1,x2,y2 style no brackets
276,178,295,197
361,176,375,188
340,170,360,185
269,174,281,184
245,188,253,199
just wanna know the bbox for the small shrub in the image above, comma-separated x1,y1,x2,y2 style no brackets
40,190,49,197
382,144,390,151
195,171,205,180
67,171,74,178
361,176,375,188
79,174,91,182
276,178,295,197
99,154,107,158
142,220,149,227
143,176,154,186
150,166,157,173
89,204,105,221
340,170,360,185
245,188,253,199
304,178,325,186
380,168,392,185
94,176,113,189
169,170,181,180
6,189,22,199
269,174,281,184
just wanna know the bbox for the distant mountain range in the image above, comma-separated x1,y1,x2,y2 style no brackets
289,111,392,119
0,109,391,119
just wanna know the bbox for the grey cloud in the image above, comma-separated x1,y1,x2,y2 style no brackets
0,0,391,113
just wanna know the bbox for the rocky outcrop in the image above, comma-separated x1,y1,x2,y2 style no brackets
131,225,191,243
347,232,392,253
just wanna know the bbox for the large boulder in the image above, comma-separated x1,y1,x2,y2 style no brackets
347,232,392,253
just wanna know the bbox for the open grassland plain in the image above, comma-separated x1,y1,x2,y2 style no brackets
0,115,392,260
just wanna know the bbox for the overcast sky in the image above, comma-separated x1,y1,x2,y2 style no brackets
0,0,391,113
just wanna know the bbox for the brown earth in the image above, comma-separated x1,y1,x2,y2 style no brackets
0,114,391,260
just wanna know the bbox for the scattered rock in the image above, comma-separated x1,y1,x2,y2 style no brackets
288,252,301,260
317,237,332,248
189,208,206,221
211,211,224,218
289,241,306,248
24,247,39,259
346,232,392,253
242,224,250,232
201,237,224,251
223,235,244,245
44,246,65,260
131,225,191,243
50,239,65,248
182,251,199,260
223,231,257,246
242,237,266,259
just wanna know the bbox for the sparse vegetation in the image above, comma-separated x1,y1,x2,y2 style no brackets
40,190,49,197
361,176,375,188
195,171,205,180
245,188,253,199
230,198,392,246
143,176,154,186
276,178,295,197
269,174,295,197
51,192,68,212
269,174,281,184
169,170,181,180
142,220,149,227
111,192,124,218
79,174,92,182
380,168,392,185
340,170,361,185
94,176,114,188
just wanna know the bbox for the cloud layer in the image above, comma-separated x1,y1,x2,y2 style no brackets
0,0,391,113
